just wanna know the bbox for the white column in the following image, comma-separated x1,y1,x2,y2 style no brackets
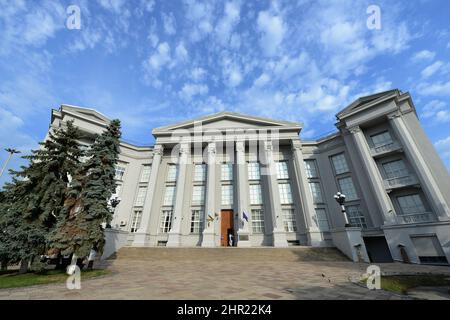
167,143,190,247
263,140,288,247
132,144,164,246
201,142,217,247
291,140,324,246
389,114,450,220
236,140,251,247
350,126,396,224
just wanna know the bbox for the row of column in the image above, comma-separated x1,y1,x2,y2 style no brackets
133,139,321,247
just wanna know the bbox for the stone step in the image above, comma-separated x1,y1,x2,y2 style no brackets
113,246,349,262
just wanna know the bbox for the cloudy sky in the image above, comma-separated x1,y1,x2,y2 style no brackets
1,0,450,186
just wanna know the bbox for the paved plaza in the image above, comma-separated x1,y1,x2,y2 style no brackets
1,248,449,300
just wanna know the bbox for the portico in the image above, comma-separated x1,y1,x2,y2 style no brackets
131,111,319,247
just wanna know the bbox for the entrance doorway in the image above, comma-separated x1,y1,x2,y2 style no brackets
221,210,234,247
363,236,393,263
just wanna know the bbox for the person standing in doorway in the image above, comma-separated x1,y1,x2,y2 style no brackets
228,230,234,247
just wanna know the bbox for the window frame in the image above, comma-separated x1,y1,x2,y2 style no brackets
305,160,318,178
330,153,350,175
134,186,147,206
159,209,173,233
190,209,204,233
140,165,152,182
251,209,265,233
337,176,358,201
278,183,293,204
130,209,143,233
282,208,297,232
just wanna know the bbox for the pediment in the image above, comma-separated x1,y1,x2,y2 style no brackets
153,111,300,134
61,105,110,124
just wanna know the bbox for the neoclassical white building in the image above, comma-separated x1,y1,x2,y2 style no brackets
48,89,450,264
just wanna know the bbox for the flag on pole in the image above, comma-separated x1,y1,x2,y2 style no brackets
242,211,249,222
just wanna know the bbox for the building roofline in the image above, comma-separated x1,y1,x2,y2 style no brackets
153,110,302,134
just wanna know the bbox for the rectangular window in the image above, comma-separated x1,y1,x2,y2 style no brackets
278,183,293,204
371,131,393,148
190,209,204,233
397,194,426,215
221,185,233,205
276,161,289,179
338,177,358,201
283,209,297,232
305,160,318,178
159,210,173,233
382,159,408,179
130,209,142,233
249,184,263,205
309,182,323,203
346,205,367,228
247,162,261,180
166,164,178,182
251,209,265,233
221,163,233,181
331,154,349,175
115,166,126,180
135,187,147,206
315,208,330,232
163,186,176,206
140,165,152,182
194,164,206,182
192,185,205,205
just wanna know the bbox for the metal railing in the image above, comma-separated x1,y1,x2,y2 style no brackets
383,174,419,189
370,141,401,156
395,212,435,224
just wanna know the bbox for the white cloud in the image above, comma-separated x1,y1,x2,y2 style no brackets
256,10,286,57
253,73,270,88
411,50,436,62
435,136,450,161
162,12,177,35
0,0,65,54
197,96,227,114
141,0,155,12
421,61,444,78
146,42,171,71
147,18,159,47
269,52,310,80
179,83,209,101
215,1,240,46
418,81,450,96
191,67,207,81
175,42,188,62
183,0,215,42
98,0,126,13
422,100,450,122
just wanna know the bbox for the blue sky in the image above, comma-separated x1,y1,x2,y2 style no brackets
1,0,450,187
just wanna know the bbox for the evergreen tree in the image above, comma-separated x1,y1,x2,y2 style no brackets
0,121,83,272
49,120,121,265
0,177,45,271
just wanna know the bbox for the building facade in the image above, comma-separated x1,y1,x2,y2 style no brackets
49,89,450,264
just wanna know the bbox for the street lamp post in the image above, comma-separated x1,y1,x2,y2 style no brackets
334,192,350,227
0,148,21,179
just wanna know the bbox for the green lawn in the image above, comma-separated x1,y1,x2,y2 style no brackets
363,274,450,295
0,269,111,289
